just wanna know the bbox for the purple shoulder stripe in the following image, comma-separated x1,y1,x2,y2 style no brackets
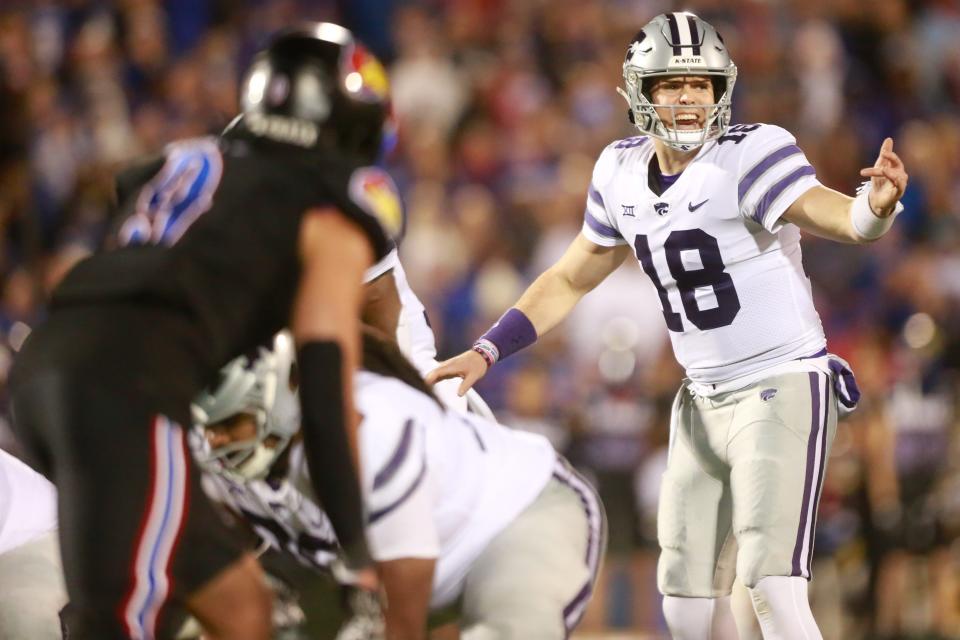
752,165,816,226
588,184,604,208
738,144,802,203
583,209,621,240
368,454,427,524
373,419,415,490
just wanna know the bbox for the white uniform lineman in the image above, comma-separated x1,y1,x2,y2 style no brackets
0,449,67,639
364,249,437,368
204,370,606,637
365,249,492,417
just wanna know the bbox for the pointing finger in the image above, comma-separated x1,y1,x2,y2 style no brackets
875,138,893,168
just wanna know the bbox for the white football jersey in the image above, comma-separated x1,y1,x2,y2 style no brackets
581,124,827,385
364,248,438,369
365,249,468,411
0,449,57,555
206,371,556,609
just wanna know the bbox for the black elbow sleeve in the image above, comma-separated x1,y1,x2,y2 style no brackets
297,340,372,568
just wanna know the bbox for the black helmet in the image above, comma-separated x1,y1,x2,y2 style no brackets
238,22,393,164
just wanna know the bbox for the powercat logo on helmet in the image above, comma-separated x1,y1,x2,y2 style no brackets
341,43,390,103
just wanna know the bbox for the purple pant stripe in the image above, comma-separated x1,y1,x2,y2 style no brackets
561,582,592,638
791,372,822,577
552,458,605,635
807,376,831,577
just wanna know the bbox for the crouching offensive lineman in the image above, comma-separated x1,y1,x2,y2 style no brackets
192,330,607,639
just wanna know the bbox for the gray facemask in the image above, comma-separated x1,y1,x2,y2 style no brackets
617,12,738,152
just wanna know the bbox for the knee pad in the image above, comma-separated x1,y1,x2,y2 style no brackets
735,527,781,589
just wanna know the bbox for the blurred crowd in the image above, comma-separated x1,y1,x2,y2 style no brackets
2,0,960,637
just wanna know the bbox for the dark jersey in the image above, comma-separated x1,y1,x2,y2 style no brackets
49,131,393,395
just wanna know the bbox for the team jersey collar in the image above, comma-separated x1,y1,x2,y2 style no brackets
646,139,714,197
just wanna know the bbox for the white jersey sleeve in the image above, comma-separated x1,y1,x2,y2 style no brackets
363,247,400,283
361,249,443,379
737,125,821,233
353,370,555,608
0,450,57,555
580,142,630,247
362,409,440,561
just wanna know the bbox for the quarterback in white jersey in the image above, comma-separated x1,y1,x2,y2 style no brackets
0,449,67,639
429,11,908,640
581,123,827,386
192,331,605,639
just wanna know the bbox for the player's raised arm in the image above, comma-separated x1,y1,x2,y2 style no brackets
426,233,631,395
292,206,376,583
782,137,908,243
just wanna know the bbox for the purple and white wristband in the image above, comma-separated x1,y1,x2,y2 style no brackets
472,339,499,368
471,308,538,368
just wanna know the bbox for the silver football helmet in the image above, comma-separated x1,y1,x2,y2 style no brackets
191,331,301,480
617,12,737,151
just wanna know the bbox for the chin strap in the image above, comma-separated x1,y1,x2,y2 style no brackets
617,87,638,125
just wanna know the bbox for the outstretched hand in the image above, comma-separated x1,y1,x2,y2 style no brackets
425,350,489,397
860,137,908,217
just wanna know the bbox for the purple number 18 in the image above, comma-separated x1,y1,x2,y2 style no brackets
634,229,741,331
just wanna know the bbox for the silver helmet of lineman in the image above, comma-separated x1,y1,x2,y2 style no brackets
191,331,301,480
617,12,737,151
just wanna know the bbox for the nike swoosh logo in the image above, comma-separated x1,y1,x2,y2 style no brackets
688,199,709,212
639,46,652,54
